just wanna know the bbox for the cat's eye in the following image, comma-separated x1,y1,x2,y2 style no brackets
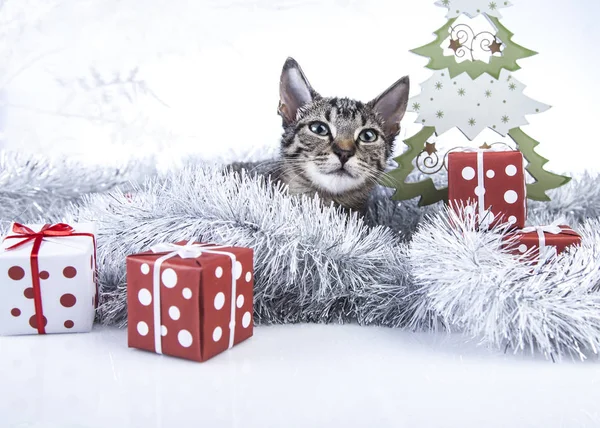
358,129,378,143
309,122,330,137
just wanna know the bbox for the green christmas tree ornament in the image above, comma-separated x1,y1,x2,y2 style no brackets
384,0,570,206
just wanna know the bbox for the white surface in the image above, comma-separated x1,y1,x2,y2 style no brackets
1,325,600,428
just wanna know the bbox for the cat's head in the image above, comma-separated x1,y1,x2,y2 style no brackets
278,57,409,195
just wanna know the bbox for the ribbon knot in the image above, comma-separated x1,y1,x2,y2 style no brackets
150,242,206,259
6,223,75,250
521,219,565,236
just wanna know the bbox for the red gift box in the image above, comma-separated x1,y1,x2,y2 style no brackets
504,223,582,265
448,149,526,229
127,241,254,362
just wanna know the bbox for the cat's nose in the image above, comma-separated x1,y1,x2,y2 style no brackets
333,141,356,166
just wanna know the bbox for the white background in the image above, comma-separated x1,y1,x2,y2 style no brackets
1,0,599,172
2,1,600,427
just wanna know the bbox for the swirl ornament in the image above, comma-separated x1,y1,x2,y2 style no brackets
449,24,501,62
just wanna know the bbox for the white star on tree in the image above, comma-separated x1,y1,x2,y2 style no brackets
435,0,513,18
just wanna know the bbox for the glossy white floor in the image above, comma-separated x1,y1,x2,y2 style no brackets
2,325,600,428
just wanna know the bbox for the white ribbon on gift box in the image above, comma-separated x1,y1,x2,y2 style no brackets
149,241,239,355
458,145,521,229
458,146,505,228
521,219,565,267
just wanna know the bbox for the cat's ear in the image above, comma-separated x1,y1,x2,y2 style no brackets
370,76,410,138
278,57,318,126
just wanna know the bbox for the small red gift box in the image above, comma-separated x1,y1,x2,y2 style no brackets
127,241,254,362
448,149,526,229
504,223,581,265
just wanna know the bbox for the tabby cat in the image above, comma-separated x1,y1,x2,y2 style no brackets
232,57,410,214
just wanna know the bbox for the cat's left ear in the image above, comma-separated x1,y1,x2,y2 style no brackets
369,76,410,138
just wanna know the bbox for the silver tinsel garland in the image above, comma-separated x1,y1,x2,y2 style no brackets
3,149,600,360
0,150,158,231
407,207,600,361
67,165,412,328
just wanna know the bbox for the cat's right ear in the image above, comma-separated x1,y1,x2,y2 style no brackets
278,57,318,126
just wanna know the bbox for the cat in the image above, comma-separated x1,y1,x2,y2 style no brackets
230,57,410,214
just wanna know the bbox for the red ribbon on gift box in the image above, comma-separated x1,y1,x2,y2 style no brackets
3,223,97,334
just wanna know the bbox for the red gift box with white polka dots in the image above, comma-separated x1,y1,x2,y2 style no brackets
0,223,97,336
504,226,581,264
448,150,527,229
126,242,254,362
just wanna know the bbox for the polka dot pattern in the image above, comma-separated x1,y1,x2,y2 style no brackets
234,262,243,280
505,165,517,176
63,266,77,279
213,327,223,342
1,225,98,336
141,263,150,275
168,306,180,320
449,151,525,230
29,315,48,330
8,266,25,281
214,292,225,310
60,294,77,308
178,330,193,348
504,190,518,204
162,269,178,288
128,248,254,360
462,167,475,180
138,289,152,306
137,321,149,336
242,312,252,328
518,244,528,254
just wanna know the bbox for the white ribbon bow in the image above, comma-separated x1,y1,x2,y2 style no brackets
521,218,565,235
150,242,206,259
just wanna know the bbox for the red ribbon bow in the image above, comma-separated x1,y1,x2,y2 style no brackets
3,223,97,334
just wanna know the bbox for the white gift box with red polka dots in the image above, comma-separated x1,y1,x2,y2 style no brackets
0,223,97,336
126,242,254,362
